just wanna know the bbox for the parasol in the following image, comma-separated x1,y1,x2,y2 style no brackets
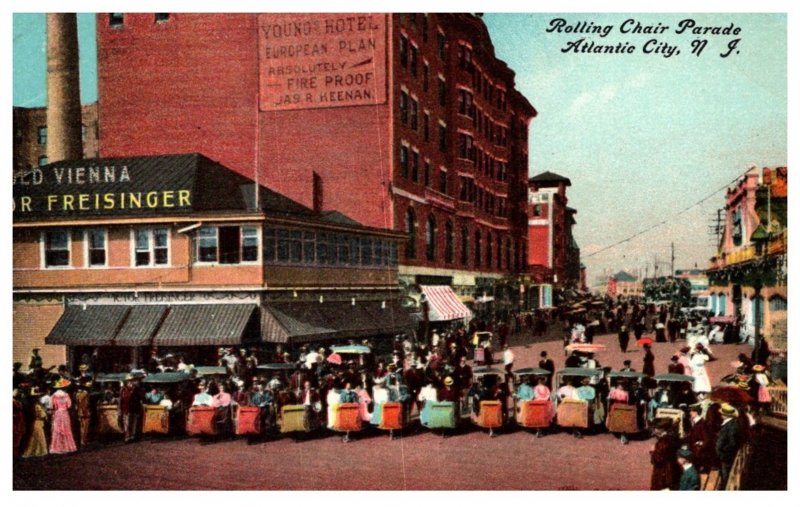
326,353,343,365
565,343,607,353
330,345,372,354
709,385,753,405
636,337,654,346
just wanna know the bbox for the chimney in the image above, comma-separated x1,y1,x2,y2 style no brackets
312,171,324,213
46,13,83,163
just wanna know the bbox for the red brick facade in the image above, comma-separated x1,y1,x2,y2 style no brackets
95,13,535,290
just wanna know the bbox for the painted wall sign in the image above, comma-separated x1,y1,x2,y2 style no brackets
258,13,387,111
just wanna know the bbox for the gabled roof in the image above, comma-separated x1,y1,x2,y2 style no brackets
529,171,572,186
613,271,638,282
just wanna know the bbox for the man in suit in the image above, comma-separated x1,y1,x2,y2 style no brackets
538,351,555,389
676,448,700,490
715,403,741,489
118,375,144,443
683,403,714,473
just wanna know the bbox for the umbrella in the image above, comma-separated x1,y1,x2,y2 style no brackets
326,353,342,365
565,343,607,353
709,385,753,405
636,337,654,346
513,367,551,377
330,345,372,354
653,373,694,383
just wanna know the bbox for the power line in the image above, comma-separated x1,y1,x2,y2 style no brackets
583,170,746,259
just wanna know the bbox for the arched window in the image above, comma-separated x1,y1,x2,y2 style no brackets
769,295,787,312
460,225,469,266
474,230,481,267
405,208,416,259
426,214,437,261
445,220,454,264
486,233,493,267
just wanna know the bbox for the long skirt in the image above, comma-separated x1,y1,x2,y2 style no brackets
22,420,49,458
49,409,77,454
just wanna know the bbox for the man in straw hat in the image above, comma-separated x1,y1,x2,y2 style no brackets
715,402,742,489
119,374,145,443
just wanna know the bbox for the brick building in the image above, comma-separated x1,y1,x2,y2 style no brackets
93,13,536,301
525,171,581,305
12,153,411,372
12,103,99,173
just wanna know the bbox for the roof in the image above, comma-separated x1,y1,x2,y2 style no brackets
420,285,473,321
114,305,168,346
46,305,130,346
613,271,638,282
153,304,258,346
528,171,572,186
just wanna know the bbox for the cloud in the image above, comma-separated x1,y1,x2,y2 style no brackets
567,83,618,117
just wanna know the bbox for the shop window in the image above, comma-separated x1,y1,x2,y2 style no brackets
86,228,107,267
134,227,169,266
43,229,70,268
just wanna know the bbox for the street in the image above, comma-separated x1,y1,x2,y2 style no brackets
14,334,751,490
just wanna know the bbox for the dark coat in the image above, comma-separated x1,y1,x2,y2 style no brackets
684,418,716,471
715,418,741,464
678,465,700,490
643,350,655,377
650,431,681,490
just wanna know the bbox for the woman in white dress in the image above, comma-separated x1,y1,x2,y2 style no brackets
689,345,712,394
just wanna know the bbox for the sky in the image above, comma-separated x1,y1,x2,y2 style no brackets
11,11,788,286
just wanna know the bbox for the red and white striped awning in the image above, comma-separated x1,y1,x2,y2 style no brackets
420,285,473,322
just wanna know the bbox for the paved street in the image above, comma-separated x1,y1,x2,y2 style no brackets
13,334,751,490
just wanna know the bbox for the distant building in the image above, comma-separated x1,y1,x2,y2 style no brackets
12,103,99,175
606,270,643,298
707,166,787,352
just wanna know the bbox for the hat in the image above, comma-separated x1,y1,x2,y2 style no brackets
318,347,325,353
752,364,765,372
680,346,690,353
53,377,71,389
676,448,694,460
32,348,40,352
623,360,632,365
444,376,454,386
737,381,750,389
30,386,43,396
670,355,679,361
79,364,89,371
719,403,738,418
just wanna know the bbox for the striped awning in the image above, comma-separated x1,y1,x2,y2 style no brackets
420,285,473,322
46,305,130,346
152,304,258,346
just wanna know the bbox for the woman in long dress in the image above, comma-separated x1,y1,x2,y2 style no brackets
22,388,49,458
49,379,77,454
689,345,712,395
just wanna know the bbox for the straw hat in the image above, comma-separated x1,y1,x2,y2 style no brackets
53,377,71,389
444,376,454,386
719,403,738,418
752,364,766,372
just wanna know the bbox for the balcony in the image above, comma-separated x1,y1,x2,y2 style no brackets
767,229,787,256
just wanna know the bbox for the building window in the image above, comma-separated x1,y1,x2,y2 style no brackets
461,225,469,266
423,63,429,91
422,14,428,42
43,229,70,268
405,208,416,259
445,221,454,264
37,126,47,145
459,44,472,69
411,150,420,183
410,98,418,130
155,13,170,22
438,123,446,152
474,230,481,267
38,156,49,167
399,145,409,178
424,160,431,187
423,112,430,141
458,133,473,160
399,34,408,68
410,45,418,76
85,229,107,267
438,77,446,106
399,91,408,124
134,228,169,266
486,233,493,267
426,214,437,262
437,32,446,59
109,13,124,27
769,296,787,312
439,168,448,195
505,238,511,270
497,236,503,269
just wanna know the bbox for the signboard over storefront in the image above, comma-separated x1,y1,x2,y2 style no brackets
258,13,387,111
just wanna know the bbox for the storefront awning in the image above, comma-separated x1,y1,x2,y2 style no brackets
153,304,257,346
261,300,414,344
420,285,473,321
46,305,130,346
114,305,168,346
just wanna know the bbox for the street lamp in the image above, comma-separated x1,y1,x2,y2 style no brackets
750,224,769,363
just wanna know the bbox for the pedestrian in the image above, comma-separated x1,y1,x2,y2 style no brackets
75,382,92,447
642,344,655,377
618,325,630,353
118,374,144,443
751,364,772,412
538,351,555,389
502,344,515,375
22,386,49,458
689,344,712,395
13,389,26,456
676,448,700,490
715,403,742,489
49,377,77,454
667,355,684,375
649,419,680,490
683,403,713,473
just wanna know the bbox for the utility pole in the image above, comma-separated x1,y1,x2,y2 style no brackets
670,242,675,277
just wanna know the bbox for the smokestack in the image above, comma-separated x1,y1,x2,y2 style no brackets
46,13,83,163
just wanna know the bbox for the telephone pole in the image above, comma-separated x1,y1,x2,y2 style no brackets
670,242,675,277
